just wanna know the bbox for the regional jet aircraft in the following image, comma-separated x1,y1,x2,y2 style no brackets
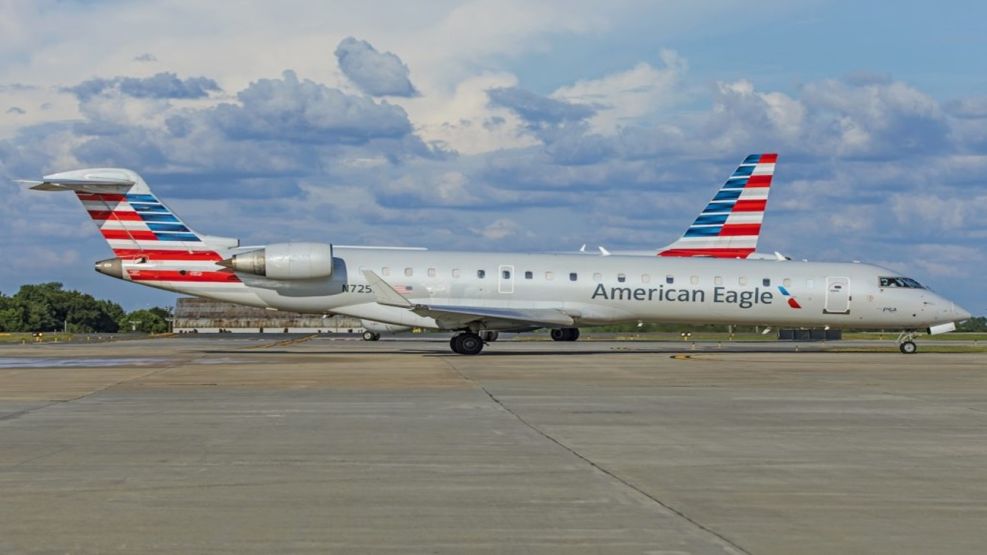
25,159,970,354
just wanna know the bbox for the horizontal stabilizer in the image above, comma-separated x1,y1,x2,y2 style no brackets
21,169,137,193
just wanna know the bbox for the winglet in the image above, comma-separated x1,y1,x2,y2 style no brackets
362,270,413,308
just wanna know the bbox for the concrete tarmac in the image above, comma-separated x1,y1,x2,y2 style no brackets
1,336,985,554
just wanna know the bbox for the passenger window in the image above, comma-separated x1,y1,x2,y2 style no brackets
762,278,771,287
382,267,391,276
593,272,602,282
524,271,533,279
452,269,461,279
739,276,748,286
427,268,436,278
477,270,486,279
404,267,413,277
714,276,723,286
502,269,511,279
665,275,673,284
617,273,626,283
690,275,699,285
783,278,792,288
569,272,578,282
545,271,554,280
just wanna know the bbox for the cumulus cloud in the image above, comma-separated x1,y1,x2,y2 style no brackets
6,106,25,115
552,51,687,134
133,53,157,63
945,96,987,119
66,72,220,100
473,218,523,240
208,70,413,144
487,86,595,125
335,37,418,97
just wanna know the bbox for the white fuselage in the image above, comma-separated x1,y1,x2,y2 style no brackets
131,247,969,332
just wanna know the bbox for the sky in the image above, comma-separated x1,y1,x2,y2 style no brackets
1,0,986,314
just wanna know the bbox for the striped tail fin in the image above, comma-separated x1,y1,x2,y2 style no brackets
658,153,777,258
27,168,241,284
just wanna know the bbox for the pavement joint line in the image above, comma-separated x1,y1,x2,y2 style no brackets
438,356,752,555
243,334,319,350
0,358,192,427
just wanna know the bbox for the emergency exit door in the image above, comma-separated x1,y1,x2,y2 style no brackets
498,265,514,294
824,276,850,314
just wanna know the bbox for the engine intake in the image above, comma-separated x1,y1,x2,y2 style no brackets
219,242,333,280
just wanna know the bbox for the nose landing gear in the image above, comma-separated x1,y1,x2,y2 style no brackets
896,331,918,354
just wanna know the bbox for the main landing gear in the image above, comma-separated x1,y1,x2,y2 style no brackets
550,327,580,342
896,331,918,354
362,331,381,341
450,332,485,355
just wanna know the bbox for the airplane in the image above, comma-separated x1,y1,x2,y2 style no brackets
24,160,970,355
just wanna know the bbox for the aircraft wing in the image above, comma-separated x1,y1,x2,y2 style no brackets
362,270,573,328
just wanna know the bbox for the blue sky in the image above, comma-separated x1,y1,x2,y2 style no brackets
1,0,985,314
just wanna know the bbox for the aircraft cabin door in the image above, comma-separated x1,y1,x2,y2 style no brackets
498,265,514,294
824,276,850,314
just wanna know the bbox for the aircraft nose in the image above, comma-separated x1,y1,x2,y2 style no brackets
955,304,972,322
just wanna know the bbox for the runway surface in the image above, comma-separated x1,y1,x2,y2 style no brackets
1,336,985,554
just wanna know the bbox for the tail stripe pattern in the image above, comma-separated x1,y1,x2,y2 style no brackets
660,153,777,258
76,191,237,283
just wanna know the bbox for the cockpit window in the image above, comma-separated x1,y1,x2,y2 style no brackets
879,276,924,289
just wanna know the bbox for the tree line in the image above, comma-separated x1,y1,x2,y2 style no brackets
0,283,171,334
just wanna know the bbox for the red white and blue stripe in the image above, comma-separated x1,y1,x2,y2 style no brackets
659,153,777,258
77,191,239,283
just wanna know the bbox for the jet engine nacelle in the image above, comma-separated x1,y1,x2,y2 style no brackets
221,242,333,280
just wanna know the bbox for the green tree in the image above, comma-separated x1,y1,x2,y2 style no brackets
119,307,171,334
3,283,124,333
958,316,987,332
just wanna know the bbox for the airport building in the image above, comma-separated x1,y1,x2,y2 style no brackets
172,297,363,334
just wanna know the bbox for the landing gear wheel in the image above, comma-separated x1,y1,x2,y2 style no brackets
450,334,464,354
481,331,499,342
362,331,380,341
899,340,917,354
551,328,580,341
451,333,484,355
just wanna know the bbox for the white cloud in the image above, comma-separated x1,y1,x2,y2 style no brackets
552,51,686,134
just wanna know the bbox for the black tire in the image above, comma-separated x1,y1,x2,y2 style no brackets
550,328,566,341
458,333,484,355
362,331,379,341
450,335,464,354
565,328,580,341
899,340,917,354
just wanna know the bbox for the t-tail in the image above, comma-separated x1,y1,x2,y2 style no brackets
25,168,241,286
658,153,777,259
